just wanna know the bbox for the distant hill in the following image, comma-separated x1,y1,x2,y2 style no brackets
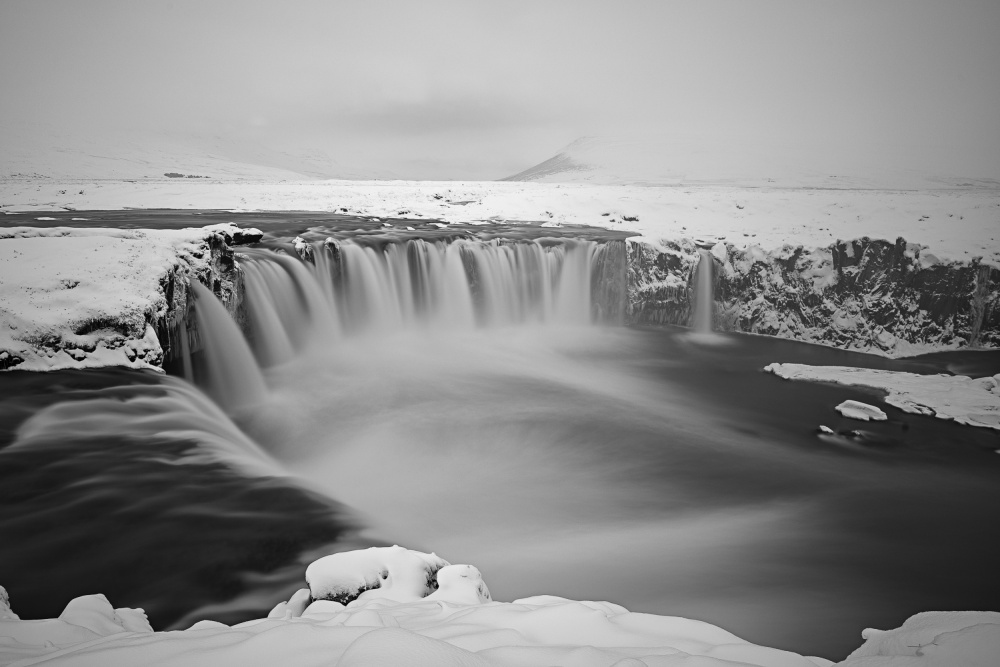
503,136,1000,190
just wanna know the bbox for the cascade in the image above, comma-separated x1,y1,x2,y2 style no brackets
692,250,715,333
189,281,269,412
9,376,279,478
180,236,627,411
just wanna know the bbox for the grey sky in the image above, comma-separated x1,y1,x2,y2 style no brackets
2,0,998,180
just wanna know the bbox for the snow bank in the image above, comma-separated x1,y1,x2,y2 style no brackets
0,223,259,372
3,545,995,666
837,611,1000,667
0,593,151,666
765,363,1000,430
0,546,835,667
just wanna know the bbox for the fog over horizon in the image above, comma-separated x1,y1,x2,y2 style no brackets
2,0,999,181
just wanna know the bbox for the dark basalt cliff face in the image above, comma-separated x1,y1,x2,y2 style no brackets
162,229,258,368
626,237,999,355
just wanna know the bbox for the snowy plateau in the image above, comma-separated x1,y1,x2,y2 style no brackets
2,546,999,667
2,177,999,362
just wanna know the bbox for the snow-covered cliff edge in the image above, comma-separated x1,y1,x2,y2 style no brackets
0,224,261,372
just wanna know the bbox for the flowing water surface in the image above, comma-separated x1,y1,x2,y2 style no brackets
1,212,998,660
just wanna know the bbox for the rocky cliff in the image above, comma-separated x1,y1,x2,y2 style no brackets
626,236,999,356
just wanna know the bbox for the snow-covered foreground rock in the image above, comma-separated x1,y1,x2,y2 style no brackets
3,547,998,667
0,224,260,371
765,363,1000,431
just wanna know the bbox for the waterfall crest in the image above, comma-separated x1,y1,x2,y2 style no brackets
180,237,627,409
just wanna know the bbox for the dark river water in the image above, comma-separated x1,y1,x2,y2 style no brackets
1,211,998,661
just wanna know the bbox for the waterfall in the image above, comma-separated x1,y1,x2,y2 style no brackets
693,250,714,333
181,237,628,408
243,238,619,348
189,281,269,413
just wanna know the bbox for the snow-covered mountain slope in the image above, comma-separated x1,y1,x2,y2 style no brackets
3,546,997,667
503,136,1000,190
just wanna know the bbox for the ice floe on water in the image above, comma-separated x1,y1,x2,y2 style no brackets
835,400,888,422
765,363,1000,431
3,546,999,667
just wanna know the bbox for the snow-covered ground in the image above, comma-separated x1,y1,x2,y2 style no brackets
2,179,998,266
2,546,997,667
0,223,254,371
766,363,1000,431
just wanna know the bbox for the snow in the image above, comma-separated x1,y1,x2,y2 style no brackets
0,223,255,372
838,611,1000,667
0,547,834,667
0,589,16,622
305,546,454,605
835,400,888,422
1,179,997,267
3,545,994,666
765,364,1000,430
0,594,151,666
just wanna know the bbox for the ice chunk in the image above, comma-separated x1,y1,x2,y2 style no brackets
835,400,887,421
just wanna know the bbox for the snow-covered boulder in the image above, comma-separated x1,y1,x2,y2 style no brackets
305,545,451,605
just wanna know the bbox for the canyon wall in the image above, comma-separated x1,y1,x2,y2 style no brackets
626,237,999,356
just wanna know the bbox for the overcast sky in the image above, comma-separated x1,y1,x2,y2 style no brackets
2,0,998,180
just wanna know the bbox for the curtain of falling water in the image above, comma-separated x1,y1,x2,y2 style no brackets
189,281,268,413
693,250,715,333
180,237,622,411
